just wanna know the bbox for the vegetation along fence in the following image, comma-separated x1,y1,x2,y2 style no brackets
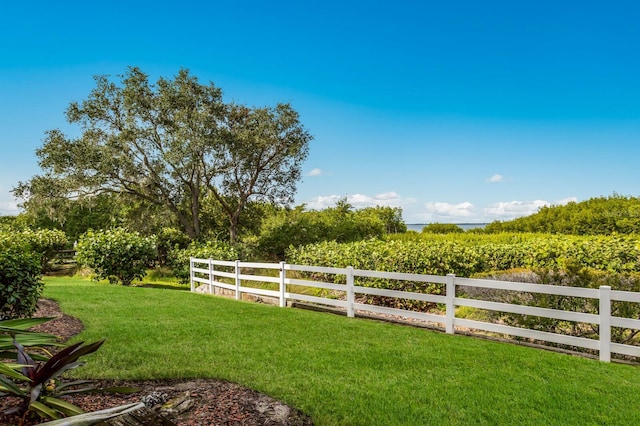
189,258,640,363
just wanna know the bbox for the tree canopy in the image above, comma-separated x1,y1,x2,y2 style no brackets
483,194,640,235
14,67,312,242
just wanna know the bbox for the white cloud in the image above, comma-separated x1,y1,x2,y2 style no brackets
482,197,577,221
556,196,578,205
487,174,503,182
0,200,20,216
306,194,580,224
416,201,476,222
483,200,548,219
308,168,323,177
305,195,343,210
305,192,416,210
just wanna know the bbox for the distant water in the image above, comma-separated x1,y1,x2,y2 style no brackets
406,223,488,232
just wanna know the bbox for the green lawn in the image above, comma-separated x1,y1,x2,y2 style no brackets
44,276,640,425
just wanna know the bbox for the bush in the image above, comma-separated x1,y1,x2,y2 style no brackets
169,240,239,283
468,266,640,350
155,227,191,266
483,194,640,235
20,228,68,272
0,236,43,319
255,202,387,260
0,228,68,273
286,234,640,313
76,228,157,285
422,223,464,234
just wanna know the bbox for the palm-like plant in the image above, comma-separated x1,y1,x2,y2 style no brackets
0,318,135,425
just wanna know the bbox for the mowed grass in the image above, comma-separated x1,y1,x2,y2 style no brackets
44,277,640,425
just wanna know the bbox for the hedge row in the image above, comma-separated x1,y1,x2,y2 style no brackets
287,234,640,351
287,234,640,276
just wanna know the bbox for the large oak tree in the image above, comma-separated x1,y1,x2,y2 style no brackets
14,67,312,242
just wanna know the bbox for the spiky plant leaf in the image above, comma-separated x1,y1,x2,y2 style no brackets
32,340,104,385
14,339,36,380
29,400,61,420
54,379,94,392
0,375,27,396
0,362,31,382
41,396,85,417
0,317,54,331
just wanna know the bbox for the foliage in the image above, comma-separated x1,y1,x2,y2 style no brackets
199,197,278,243
2,339,105,424
0,228,68,273
14,67,313,243
0,216,19,231
169,240,239,283
466,265,640,349
0,227,66,319
421,222,464,234
207,103,312,242
0,318,137,425
0,317,59,361
17,193,168,242
19,229,68,272
287,238,480,311
357,205,406,234
75,228,157,285
254,200,404,260
289,239,481,276
0,236,44,320
287,233,640,311
484,194,640,235
155,227,191,267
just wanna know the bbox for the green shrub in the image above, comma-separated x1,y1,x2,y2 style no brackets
286,233,640,313
76,228,157,285
483,194,640,235
155,227,191,267
0,318,138,423
20,228,68,272
254,201,390,260
469,266,640,350
169,240,239,283
0,228,68,273
422,223,464,234
0,236,43,319
287,239,484,277
287,239,483,311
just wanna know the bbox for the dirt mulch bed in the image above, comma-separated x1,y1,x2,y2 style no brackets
0,299,313,426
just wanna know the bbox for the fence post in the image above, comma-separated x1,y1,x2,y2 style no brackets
446,274,456,334
235,260,242,301
599,285,611,362
346,266,355,318
189,257,195,292
279,261,286,308
208,259,214,295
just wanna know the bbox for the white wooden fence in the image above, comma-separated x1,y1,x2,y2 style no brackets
189,258,640,362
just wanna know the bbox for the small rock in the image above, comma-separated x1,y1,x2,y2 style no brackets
160,391,195,415
141,391,169,408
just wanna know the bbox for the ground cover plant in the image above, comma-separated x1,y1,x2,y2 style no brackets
43,276,640,425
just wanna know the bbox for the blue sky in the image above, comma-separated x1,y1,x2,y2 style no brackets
1,1,639,223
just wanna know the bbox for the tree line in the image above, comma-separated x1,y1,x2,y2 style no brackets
483,194,640,235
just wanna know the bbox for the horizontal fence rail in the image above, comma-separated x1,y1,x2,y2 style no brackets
189,258,640,362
